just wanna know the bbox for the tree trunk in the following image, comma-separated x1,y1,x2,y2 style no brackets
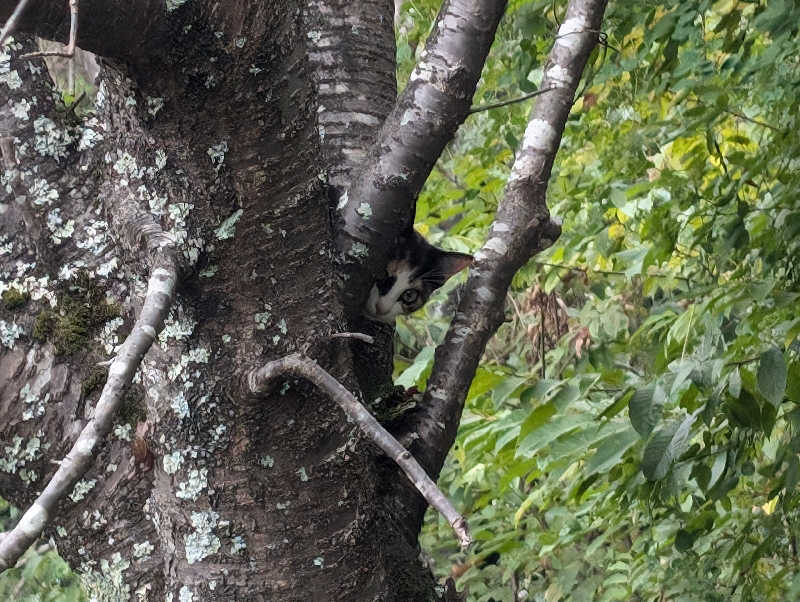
1,0,607,598
1,1,435,598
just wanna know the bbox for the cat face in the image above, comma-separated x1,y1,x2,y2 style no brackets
365,230,472,324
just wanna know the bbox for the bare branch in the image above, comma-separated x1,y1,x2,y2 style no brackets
0,0,30,47
19,0,78,59
248,354,472,549
410,0,610,477
330,332,375,344
0,237,180,572
468,88,554,114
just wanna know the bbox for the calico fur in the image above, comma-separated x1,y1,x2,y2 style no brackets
364,229,472,323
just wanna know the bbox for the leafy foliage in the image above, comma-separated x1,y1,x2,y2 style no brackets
399,0,800,600
0,498,86,601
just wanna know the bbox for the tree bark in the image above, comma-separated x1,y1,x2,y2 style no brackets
0,0,609,598
0,1,434,598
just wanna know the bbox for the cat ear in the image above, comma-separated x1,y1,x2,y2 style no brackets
436,251,473,280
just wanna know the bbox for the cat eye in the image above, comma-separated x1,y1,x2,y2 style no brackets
400,289,420,304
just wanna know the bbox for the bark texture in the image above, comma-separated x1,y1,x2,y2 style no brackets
0,0,434,598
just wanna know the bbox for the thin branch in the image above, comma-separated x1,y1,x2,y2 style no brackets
20,0,78,60
722,107,781,132
0,239,180,572
469,88,555,114
248,353,472,549
330,332,375,344
0,0,31,47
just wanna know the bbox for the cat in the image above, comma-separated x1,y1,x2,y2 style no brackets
365,228,472,323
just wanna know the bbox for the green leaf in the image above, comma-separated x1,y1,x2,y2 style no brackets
641,415,695,481
599,389,633,420
757,346,787,407
674,529,694,552
491,375,527,408
516,412,592,459
584,427,639,476
395,346,435,388
629,385,664,437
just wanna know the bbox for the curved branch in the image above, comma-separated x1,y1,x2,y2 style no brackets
336,0,508,316
0,235,180,572
411,0,610,477
249,353,472,549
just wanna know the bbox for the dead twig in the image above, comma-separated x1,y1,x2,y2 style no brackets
469,88,554,114
248,353,472,549
330,332,375,344
20,0,79,60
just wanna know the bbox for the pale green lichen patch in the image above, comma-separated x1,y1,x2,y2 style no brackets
80,552,131,602
30,178,59,206
179,585,194,602
176,467,208,500
159,310,197,345
19,383,48,421
163,450,184,475
199,265,218,278
356,202,372,218
0,320,23,348
146,96,164,118
167,347,210,380
215,209,243,240
47,208,76,243
255,304,272,330
207,141,228,171
69,478,97,502
171,390,190,419
132,541,155,560
184,510,220,564
0,434,44,474
259,455,274,468
166,0,191,12
230,535,246,554
113,423,132,441
33,116,74,160
348,242,369,259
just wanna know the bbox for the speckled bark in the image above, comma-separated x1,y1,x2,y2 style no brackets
0,1,437,600
303,0,399,401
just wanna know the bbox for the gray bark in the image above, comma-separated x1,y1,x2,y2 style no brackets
0,1,435,598
0,0,609,598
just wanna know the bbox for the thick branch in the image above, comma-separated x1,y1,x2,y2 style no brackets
412,0,609,477
0,241,180,572
248,353,471,548
336,0,508,316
